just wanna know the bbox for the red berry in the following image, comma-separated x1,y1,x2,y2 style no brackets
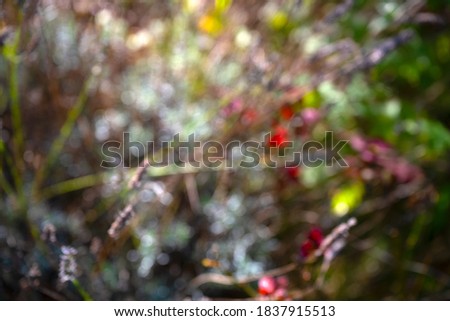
276,276,289,289
280,104,295,120
268,126,289,148
308,227,323,247
273,288,289,301
285,166,300,180
300,239,315,258
258,276,276,295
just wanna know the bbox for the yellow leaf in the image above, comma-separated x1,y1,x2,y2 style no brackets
302,90,322,108
198,14,223,36
331,182,364,216
269,11,288,30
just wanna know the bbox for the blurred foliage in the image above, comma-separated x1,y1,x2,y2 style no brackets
0,0,449,300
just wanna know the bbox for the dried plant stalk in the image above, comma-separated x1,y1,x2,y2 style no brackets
107,204,135,239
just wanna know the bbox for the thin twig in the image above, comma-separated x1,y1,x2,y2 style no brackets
190,262,298,289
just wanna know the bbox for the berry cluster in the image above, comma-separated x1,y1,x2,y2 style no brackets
257,275,291,300
299,227,324,259
268,104,322,181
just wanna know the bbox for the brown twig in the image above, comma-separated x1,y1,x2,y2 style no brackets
190,262,298,289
